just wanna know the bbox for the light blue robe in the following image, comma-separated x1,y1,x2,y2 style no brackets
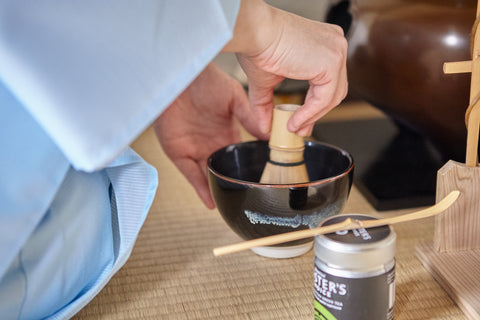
0,1,239,318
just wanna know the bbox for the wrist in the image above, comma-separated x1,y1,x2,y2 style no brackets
222,0,277,56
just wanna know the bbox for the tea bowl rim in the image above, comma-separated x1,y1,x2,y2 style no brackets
207,140,354,188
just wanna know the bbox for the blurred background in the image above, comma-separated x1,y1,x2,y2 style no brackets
216,0,477,211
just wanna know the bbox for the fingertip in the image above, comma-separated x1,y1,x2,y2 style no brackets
287,111,303,133
205,199,216,210
296,125,312,137
287,120,299,133
260,119,272,135
200,190,216,210
251,103,273,135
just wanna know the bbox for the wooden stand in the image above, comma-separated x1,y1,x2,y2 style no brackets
416,4,480,319
416,161,480,319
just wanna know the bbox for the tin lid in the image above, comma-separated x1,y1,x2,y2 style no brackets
314,214,396,271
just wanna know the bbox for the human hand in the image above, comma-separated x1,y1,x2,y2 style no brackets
225,0,348,137
153,63,266,209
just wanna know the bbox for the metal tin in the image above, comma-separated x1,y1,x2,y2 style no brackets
314,214,396,320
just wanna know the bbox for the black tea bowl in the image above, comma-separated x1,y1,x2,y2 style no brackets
208,140,354,258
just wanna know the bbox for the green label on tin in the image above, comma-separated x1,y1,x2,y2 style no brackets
314,262,395,320
314,300,338,320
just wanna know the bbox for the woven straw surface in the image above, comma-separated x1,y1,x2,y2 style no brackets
74,126,466,320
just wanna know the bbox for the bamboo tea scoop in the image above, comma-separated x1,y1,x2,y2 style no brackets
259,104,309,184
213,190,460,256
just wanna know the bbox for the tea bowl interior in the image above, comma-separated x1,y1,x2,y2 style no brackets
208,140,354,258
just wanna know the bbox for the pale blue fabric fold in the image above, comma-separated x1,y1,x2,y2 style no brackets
0,150,158,320
0,81,70,282
0,1,240,318
0,0,240,172
0,80,158,319
48,150,159,320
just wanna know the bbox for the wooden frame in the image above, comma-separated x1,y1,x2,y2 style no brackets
416,3,480,319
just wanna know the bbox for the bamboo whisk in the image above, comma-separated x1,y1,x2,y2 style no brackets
259,104,309,184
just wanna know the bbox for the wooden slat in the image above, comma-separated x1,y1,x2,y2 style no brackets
416,243,480,320
435,161,480,251
443,61,472,74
